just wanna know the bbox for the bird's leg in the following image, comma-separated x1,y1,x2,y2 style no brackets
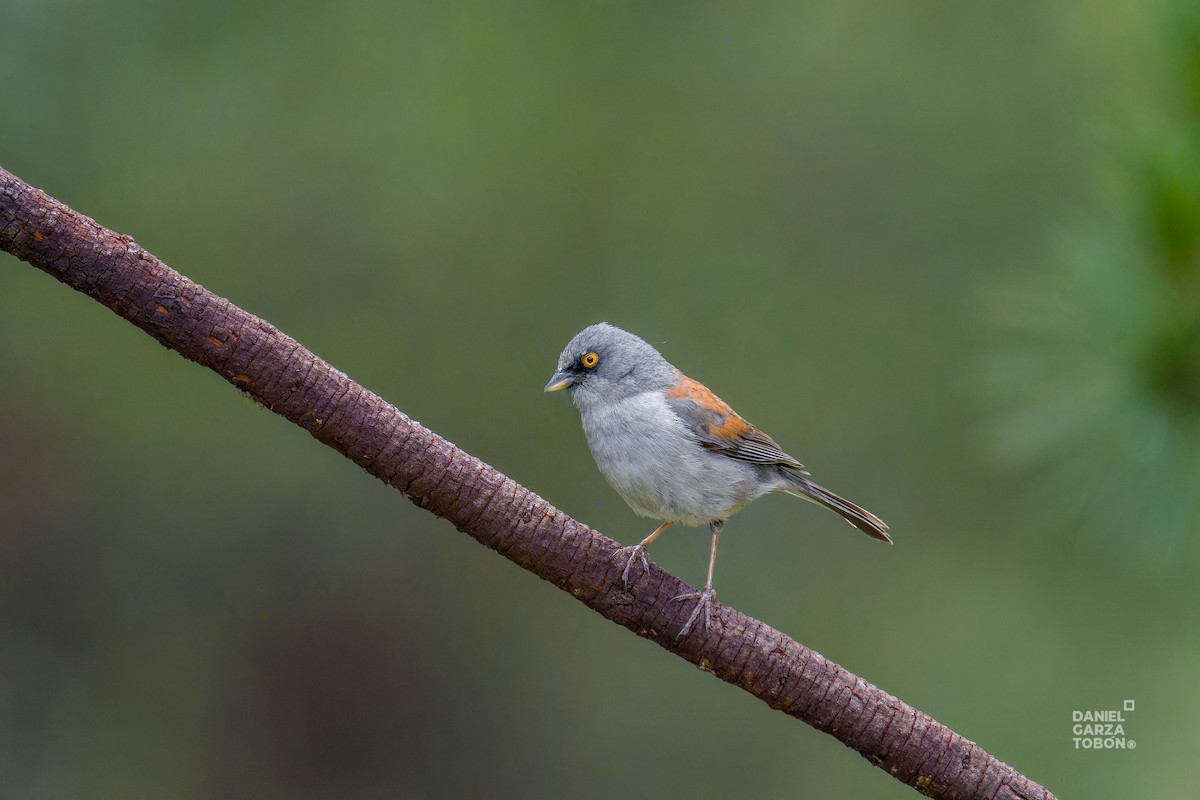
615,521,673,589
674,520,723,638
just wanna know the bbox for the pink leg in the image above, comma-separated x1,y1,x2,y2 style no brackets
614,520,673,589
674,520,722,637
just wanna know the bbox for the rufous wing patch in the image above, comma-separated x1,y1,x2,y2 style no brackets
667,375,732,412
667,374,751,441
705,411,752,441
667,370,806,469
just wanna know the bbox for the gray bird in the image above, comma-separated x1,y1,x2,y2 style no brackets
545,322,890,637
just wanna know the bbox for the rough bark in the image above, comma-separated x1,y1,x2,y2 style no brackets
0,165,1056,800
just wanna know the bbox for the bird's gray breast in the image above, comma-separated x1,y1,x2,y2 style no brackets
578,391,764,525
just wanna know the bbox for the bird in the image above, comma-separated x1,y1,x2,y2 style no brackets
544,322,890,637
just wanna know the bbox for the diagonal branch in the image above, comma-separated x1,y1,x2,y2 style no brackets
0,165,1056,800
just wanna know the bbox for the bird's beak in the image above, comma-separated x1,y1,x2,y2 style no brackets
543,370,578,393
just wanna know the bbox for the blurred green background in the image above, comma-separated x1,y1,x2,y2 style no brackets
2,1,1197,797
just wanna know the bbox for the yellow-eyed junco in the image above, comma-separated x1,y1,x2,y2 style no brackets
545,322,890,637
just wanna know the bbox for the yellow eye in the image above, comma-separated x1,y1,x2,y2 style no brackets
581,351,600,369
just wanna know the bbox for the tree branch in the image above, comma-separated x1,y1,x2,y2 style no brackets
0,165,1056,800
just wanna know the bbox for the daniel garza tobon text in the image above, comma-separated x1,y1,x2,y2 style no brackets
1071,704,1136,750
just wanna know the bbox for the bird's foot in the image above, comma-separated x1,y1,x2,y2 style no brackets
613,543,651,590
672,586,717,638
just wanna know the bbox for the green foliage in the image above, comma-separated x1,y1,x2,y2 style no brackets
986,0,1200,557
1141,1,1200,407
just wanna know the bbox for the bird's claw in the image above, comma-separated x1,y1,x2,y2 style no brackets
614,543,651,590
672,587,717,638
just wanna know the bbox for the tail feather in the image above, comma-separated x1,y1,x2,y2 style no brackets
780,473,892,543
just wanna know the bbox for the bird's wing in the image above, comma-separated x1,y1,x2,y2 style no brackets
666,375,808,472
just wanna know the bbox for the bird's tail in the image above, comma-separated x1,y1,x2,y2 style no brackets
779,473,892,543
